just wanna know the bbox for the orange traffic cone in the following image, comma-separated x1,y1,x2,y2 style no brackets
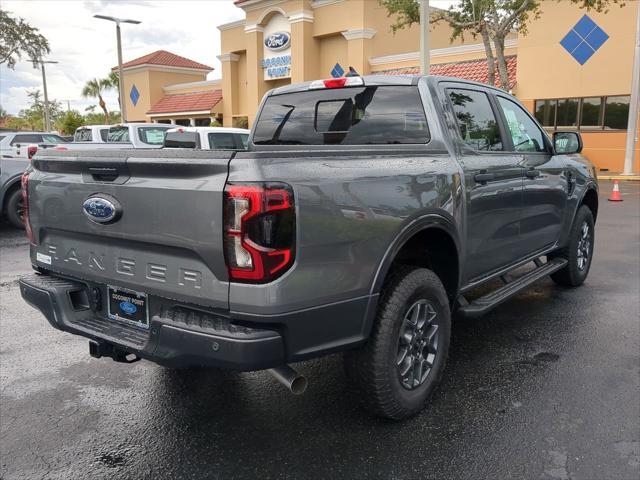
608,180,623,202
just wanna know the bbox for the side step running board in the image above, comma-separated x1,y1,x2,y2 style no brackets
457,257,568,319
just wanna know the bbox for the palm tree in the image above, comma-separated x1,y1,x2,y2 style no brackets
81,78,110,123
103,71,120,112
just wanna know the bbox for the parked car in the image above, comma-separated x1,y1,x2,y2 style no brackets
56,123,171,150
163,127,250,150
19,75,598,419
1,131,67,228
73,125,111,143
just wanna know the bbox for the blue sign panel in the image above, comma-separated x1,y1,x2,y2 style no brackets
331,63,344,78
560,15,609,65
130,84,140,106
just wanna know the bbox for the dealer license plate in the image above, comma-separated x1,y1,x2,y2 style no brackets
107,286,149,329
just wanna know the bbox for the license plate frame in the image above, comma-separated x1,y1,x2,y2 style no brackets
107,285,150,330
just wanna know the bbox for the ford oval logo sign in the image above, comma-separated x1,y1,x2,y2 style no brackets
82,195,121,224
265,32,290,51
119,301,137,315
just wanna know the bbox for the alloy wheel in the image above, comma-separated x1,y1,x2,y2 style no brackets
577,220,591,271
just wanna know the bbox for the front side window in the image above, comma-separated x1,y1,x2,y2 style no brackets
208,132,237,150
604,96,630,130
448,88,503,151
138,126,170,145
253,86,429,145
497,96,547,153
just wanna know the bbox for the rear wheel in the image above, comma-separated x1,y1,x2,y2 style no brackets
5,188,25,229
345,266,451,420
550,205,595,287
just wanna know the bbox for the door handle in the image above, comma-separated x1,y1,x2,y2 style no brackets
474,172,495,183
525,169,541,179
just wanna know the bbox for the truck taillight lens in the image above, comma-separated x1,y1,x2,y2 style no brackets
21,171,34,243
224,183,295,283
27,146,37,159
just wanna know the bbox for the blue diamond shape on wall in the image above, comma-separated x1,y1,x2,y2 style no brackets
130,85,140,106
331,63,345,78
560,15,609,65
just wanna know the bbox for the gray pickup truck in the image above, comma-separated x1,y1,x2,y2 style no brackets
19,75,598,419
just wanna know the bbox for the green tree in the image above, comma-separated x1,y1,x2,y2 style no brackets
56,110,84,134
81,78,111,123
0,10,50,69
19,89,62,131
380,0,625,90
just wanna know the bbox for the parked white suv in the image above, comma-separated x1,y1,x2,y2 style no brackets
163,127,250,150
0,131,67,159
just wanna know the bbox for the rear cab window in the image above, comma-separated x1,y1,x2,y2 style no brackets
208,132,238,150
74,129,92,142
253,85,429,145
138,126,170,145
164,131,200,149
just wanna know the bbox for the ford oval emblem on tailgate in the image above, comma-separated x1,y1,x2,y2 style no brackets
82,194,121,224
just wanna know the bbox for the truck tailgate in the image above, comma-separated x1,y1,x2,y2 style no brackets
28,150,233,310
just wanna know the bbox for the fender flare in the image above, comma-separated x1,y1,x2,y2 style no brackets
575,181,599,222
370,212,462,295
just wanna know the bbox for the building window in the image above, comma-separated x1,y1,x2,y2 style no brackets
580,97,603,128
233,117,249,129
604,96,630,130
533,95,630,131
556,98,579,127
534,100,556,127
175,119,190,126
195,118,210,127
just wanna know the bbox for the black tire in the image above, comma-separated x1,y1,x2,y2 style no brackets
549,205,595,287
344,266,451,420
4,187,25,229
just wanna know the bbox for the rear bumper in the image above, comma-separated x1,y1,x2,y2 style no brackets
19,272,284,370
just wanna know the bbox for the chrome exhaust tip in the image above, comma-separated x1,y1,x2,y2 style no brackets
268,365,307,395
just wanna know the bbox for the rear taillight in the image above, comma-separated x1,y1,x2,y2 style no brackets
224,182,295,283
27,145,37,159
21,171,34,243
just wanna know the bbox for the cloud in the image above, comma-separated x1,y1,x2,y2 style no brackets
0,0,244,115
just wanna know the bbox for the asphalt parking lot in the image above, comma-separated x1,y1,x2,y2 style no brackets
1,181,638,480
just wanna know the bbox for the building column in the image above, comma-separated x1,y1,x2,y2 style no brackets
217,53,240,128
244,25,266,127
170,119,176,125
290,11,317,83
189,118,195,126
341,29,377,76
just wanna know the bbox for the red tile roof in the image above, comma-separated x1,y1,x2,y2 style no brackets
373,55,517,89
115,50,212,71
147,90,222,114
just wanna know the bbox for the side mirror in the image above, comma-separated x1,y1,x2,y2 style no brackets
553,131,583,154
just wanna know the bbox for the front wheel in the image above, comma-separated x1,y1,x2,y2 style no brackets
550,205,595,287
344,266,451,420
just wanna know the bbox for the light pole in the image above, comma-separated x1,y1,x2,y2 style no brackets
94,14,141,123
420,0,430,75
30,59,58,132
622,0,640,175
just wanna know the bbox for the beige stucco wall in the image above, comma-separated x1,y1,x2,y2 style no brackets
164,82,221,95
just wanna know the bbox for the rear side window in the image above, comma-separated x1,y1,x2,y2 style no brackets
208,132,237,149
75,129,92,142
138,126,169,145
447,88,503,151
253,86,429,145
11,134,42,145
108,127,129,142
164,131,200,149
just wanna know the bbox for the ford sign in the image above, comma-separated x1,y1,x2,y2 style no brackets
265,32,290,51
82,195,121,224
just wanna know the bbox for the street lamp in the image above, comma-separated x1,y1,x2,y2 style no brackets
419,0,430,75
94,14,141,123
29,59,58,132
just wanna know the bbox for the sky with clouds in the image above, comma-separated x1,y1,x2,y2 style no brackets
1,0,459,116
0,0,244,115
